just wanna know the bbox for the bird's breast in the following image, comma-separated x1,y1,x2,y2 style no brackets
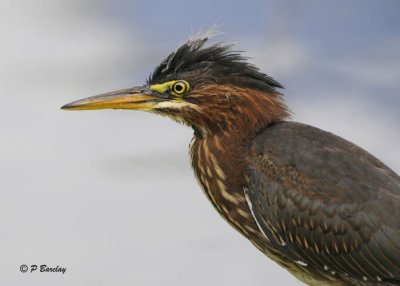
189,134,269,242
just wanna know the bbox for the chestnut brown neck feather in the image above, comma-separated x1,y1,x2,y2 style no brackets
184,85,290,138
188,85,290,248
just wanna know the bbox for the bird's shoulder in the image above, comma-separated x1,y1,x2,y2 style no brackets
248,121,400,205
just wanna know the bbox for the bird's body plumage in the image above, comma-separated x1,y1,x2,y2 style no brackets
248,122,400,285
63,33,400,285
190,119,400,285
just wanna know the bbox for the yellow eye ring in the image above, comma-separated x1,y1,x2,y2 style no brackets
172,80,189,96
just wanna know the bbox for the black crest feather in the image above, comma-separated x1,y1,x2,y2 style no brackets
148,35,283,94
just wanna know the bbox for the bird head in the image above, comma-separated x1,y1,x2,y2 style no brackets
62,35,290,136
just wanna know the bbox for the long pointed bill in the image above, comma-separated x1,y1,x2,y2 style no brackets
61,86,160,111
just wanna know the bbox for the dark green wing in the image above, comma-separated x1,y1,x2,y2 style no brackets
245,122,400,284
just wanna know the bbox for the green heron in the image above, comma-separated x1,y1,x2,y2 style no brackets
62,34,400,285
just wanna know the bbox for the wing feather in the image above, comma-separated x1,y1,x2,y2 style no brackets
245,122,400,283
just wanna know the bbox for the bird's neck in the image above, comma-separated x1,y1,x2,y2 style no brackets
189,127,263,238
188,88,290,236
191,87,290,138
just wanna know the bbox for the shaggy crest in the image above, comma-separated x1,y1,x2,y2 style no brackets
148,34,284,94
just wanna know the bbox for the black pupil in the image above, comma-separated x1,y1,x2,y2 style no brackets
175,83,184,92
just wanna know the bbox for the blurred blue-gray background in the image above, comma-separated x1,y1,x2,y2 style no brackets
1,0,399,285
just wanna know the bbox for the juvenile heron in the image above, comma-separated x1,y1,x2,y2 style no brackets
62,34,400,285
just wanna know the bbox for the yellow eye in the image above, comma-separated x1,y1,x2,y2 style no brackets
172,80,189,96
